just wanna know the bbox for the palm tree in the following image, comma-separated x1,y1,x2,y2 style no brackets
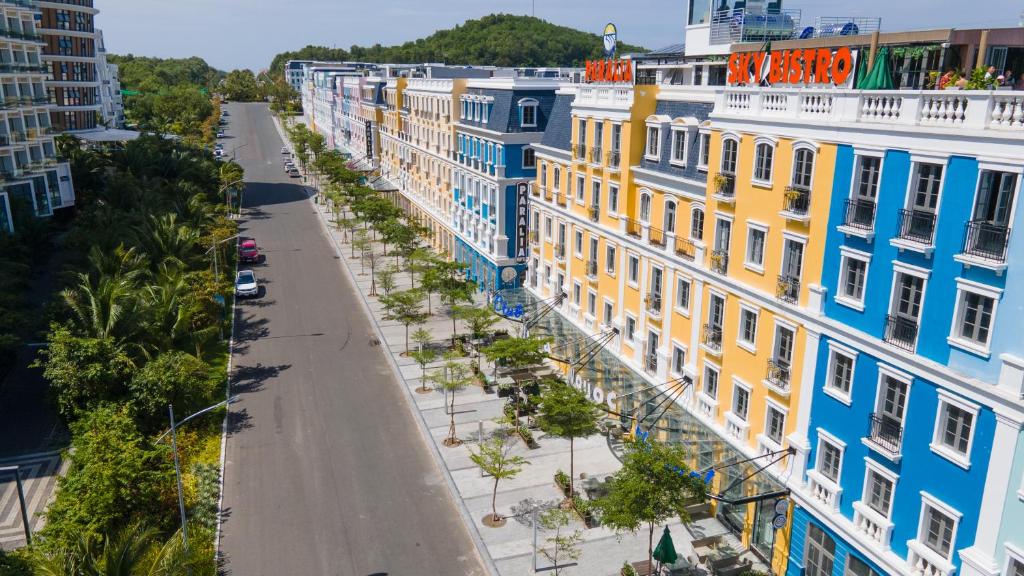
135,213,200,271
143,267,219,358
62,271,142,342
32,523,194,576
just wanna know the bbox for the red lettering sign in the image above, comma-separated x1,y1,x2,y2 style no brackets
727,48,856,87
584,59,634,84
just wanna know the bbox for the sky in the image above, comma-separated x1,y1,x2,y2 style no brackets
99,0,1022,72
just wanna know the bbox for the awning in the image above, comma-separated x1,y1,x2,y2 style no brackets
346,155,374,173
368,175,398,192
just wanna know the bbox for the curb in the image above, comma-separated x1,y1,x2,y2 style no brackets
309,190,501,576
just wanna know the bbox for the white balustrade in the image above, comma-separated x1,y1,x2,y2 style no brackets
907,542,955,576
851,501,894,549
990,95,1024,128
805,470,841,510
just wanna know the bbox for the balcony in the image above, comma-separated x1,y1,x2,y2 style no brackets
584,260,598,279
674,236,696,261
883,314,918,352
552,192,566,206
573,145,587,163
776,274,800,304
907,541,956,576
529,230,539,244
645,293,662,316
781,185,811,222
710,250,728,274
852,501,895,550
606,150,621,170
588,205,600,222
531,184,542,197
866,412,903,456
839,198,877,238
554,243,566,261
702,324,723,353
958,219,1010,267
712,173,735,202
645,354,658,374
589,146,603,165
893,209,936,253
648,226,666,247
625,218,642,238
765,359,791,392
806,470,842,511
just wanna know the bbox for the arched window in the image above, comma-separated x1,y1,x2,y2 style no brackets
792,147,815,189
721,137,738,175
690,207,705,241
664,200,677,234
754,142,774,182
518,98,539,127
640,192,652,222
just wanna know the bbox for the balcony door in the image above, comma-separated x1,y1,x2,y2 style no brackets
650,267,663,300
878,376,908,438
709,294,725,329
714,219,731,252
773,325,794,368
781,239,804,280
893,273,924,323
974,170,1016,227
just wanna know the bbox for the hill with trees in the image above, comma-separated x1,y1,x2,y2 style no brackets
269,14,646,76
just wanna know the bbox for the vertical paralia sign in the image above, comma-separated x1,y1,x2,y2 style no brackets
364,120,373,158
515,182,529,264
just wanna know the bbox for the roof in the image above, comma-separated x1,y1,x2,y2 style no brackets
642,43,687,58
75,128,141,143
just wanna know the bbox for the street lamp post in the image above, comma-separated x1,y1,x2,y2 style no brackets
219,178,244,217
206,233,240,281
0,465,31,545
158,397,237,561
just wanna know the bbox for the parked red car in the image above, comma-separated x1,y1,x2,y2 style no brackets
239,239,260,263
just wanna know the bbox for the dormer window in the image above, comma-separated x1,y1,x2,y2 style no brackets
519,98,539,128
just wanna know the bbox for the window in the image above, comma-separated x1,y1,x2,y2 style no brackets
639,192,651,222
913,163,944,213
691,207,705,241
611,124,621,153
553,167,561,191
520,100,538,127
540,164,547,188
817,438,843,482
574,230,583,256
628,255,639,285
739,307,758,348
805,524,836,576
721,138,738,174
791,147,815,190
670,129,687,165
952,282,998,352
578,118,587,149
920,500,957,560
576,175,585,202
664,201,677,234
745,225,766,270
573,282,581,305
826,347,855,399
625,316,637,342
765,405,785,444
703,365,719,399
523,148,536,168
608,184,619,213
838,249,870,308
603,301,614,326
733,384,750,421
754,142,774,183
646,126,660,158
854,155,882,201
845,556,880,576
591,180,601,209
932,394,977,464
606,245,617,274
698,133,710,169
864,467,894,518
676,277,691,312
1007,556,1024,576
587,290,597,316
672,346,686,375
593,122,604,152
544,217,552,240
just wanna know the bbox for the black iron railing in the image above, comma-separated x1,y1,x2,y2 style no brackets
702,324,723,351
884,315,918,351
783,185,811,215
646,293,662,315
645,354,658,374
607,150,620,169
868,413,903,454
588,205,600,222
895,209,936,244
766,359,791,390
711,250,729,274
625,218,642,238
777,274,800,303
675,236,696,261
843,199,876,230
961,220,1010,262
590,146,603,164
715,173,735,197
586,260,598,278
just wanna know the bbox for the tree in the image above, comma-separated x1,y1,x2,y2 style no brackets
481,335,552,372
362,245,382,296
536,380,603,499
410,350,437,395
222,69,260,101
37,324,137,419
39,406,176,550
352,230,371,270
538,508,584,575
453,305,500,341
404,246,433,289
128,351,218,433
429,354,473,446
31,522,198,576
376,265,397,295
469,435,528,527
432,260,474,344
379,289,428,354
594,438,706,569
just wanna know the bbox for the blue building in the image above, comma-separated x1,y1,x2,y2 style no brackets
787,98,1024,576
452,77,559,290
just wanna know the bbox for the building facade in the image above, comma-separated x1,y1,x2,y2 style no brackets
38,0,101,132
0,0,75,234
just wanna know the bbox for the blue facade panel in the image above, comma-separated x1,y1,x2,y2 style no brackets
788,507,889,576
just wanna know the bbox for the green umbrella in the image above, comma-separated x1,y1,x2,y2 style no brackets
862,46,895,90
853,49,870,88
652,526,678,567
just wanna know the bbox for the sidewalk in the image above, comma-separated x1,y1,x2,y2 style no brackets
284,169,708,575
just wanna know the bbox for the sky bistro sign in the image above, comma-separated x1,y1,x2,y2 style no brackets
727,46,856,87
585,59,633,83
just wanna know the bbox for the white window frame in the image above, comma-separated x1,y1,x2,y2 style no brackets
929,390,979,470
519,98,539,128
720,135,739,175
702,361,721,400
572,280,582,306
762,399,788,448
675,274,691,316
523,147,536,169
729,377,752,422
823,340,857,406
606,244,617,276
671,341,687,376
627,253,640,287
915,491,962,563
836,246,872,311
574,229,584,258
752,137,777,186
690,205,705,242
791,140,819,190
603,298,615,327
861,458,899,519
625,314,637,343
815,429,847,484
645,125,660,160
587,289,598,318
1004,544,1024,576
744,221,768,274
697,130,710,171
608,183,619,215
887,261,931,351
947,278,1001,357
670,126,687,167
544,216,553,241
576,174,585,204
737,303,760,354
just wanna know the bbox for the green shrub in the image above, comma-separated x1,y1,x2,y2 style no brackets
37,324,136,419
128,351,218,433
554,469,570,492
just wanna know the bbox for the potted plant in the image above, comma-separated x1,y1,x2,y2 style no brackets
712,173,730,193
621,561,639,576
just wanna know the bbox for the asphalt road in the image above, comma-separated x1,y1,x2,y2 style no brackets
218,103,485,576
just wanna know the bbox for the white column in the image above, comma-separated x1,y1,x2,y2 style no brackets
786,327,820,482
958,411,1023,576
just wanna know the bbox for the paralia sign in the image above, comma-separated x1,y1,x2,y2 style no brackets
585,59,633,83
515,182,529,264
727,46,855,87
